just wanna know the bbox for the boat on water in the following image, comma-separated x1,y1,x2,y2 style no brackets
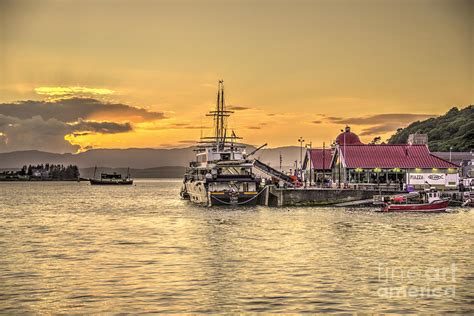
89,167,134,185
180,80,264,206
379,187,449,212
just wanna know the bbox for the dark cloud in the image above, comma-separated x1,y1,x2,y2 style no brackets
70,120,132,134
228,105,251,111
247,126,261,130
327,113,433,125
312,120,322,124
0,114,134,153
326,113,435,136
0,97,166,153
0,97,165,123
359,124,402,136
0,114,79,153
168,123,209,130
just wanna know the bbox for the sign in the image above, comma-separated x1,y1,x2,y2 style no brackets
408,173,445,185
445,173,459,187
408,173,459,186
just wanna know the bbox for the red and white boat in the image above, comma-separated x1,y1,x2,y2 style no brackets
380,188,449,213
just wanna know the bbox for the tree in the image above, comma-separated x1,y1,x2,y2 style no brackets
370,136,382,145
387,105,473,151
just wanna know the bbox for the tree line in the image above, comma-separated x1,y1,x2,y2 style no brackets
387,105,473,151
18,164,80,180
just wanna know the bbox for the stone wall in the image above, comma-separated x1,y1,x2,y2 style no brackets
266,186,401,207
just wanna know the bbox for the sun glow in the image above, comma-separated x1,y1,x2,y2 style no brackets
35,86,115,97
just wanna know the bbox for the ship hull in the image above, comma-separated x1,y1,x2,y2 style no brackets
183,180,260,206
380,200,449,212
90,179,133,185
209,192,259,206
184,181,208,204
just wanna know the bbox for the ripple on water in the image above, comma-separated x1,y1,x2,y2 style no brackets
0,180,473,313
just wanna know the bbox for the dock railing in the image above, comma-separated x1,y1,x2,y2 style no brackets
334,183,402,191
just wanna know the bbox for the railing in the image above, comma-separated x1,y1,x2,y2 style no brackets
253,159,294,185
347,183,402,191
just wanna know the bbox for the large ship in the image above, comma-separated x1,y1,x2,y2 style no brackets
180,80,264,206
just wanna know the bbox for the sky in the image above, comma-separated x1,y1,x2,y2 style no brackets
0,0,472,153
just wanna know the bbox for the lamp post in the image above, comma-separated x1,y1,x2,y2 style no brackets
340,128,347,186
298,137,305,180
279,152,282,172
306,142,312,186
322,141,326,188
449,146,453,162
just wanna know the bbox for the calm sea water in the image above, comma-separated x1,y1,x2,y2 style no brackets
0,180,473,313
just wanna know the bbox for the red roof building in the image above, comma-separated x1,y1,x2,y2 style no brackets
331,144,460,189
301,127,460,189
337,144,459,169
303,148,333,171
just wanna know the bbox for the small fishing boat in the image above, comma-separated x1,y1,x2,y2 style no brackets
379,188,449,212
89,167,133,185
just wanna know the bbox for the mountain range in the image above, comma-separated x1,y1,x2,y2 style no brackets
0,146,302,177
4,105,471,178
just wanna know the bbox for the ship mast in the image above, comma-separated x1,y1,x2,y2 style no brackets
206,80,233,150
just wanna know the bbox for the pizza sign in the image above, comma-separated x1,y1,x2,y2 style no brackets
408,173,446,185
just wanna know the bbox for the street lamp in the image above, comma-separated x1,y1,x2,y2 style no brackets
298,137,305,180
306,142,312,186
340,128,347,186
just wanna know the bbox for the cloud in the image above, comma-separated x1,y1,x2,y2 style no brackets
0,114,133,153
0,97,167,152
35,86,115,97
326,116,343,121
312,120,322,124
0,114,79,153
69,120,132,134
0,98,165,123
359,124,403,136
327,113,433,125
247,126,261,130
228,105,251,111
326,113,435,136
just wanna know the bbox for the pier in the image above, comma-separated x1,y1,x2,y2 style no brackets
261,186,401,207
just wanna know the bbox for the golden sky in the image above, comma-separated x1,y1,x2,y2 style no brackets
0,0,472,152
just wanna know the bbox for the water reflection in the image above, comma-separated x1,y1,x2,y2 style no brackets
0,180,472,313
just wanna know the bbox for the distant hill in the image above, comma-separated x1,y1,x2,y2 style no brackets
0,145,301,171
80,166,187,179
388,105,474,151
